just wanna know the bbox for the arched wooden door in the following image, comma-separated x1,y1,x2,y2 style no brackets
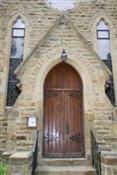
43,62,84,158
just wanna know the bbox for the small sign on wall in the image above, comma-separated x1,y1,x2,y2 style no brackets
27,115,37,128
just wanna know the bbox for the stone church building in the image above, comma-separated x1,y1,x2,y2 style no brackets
0,0,117,175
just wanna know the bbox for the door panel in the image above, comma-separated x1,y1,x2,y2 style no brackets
43,63,84,158
44,90,64,156
63,90,83,157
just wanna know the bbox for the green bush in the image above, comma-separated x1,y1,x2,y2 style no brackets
0,163,8,175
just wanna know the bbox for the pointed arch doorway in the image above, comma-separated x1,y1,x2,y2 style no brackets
43,62,85,158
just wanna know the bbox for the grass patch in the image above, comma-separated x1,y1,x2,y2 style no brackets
0,163,8,175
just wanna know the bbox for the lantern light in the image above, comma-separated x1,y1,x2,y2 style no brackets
61,49,68,62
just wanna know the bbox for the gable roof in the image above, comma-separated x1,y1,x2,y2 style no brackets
15,14,111,80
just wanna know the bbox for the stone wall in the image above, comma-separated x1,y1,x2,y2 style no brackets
0,4,7,150
0,0,60,150
0,0,117,158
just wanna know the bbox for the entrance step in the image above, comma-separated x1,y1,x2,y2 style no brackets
39,158,91,166
35,166,96,175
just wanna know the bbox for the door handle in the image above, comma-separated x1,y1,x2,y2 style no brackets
64,119,69,135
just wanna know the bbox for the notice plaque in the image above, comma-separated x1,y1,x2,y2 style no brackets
28,116,36,128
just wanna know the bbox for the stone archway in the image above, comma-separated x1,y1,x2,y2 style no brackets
14,46,111,156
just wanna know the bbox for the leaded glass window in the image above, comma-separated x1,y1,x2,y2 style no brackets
6,18,25,106
11,19,25,59
97,20,111,60
96,19,115,106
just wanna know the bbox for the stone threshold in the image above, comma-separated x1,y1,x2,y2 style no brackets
42,158,88,161
39,157,91,166
37,166,95,172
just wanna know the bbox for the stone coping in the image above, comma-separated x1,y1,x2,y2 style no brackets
102,155,117,166
10,151,32,159
2,151,12,160
9,151,32,164
2,151,11,156
101,151,117,157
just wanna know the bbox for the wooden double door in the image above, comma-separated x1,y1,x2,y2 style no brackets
43,62,84,158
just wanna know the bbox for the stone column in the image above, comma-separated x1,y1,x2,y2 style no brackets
102,153,117,175
8,152,32,175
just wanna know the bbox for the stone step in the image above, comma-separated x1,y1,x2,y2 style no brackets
39,158,91,166
35,166,96,175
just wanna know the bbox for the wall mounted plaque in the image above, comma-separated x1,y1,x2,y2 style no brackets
28,116,36,128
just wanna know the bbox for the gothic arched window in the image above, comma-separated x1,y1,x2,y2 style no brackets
97,19,115,106
6,18,25,106
97,19,111,61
